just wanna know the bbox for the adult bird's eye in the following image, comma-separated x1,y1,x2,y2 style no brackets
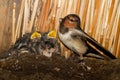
70,19,74,22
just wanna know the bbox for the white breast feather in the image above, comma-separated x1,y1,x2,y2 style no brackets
58,29,87,54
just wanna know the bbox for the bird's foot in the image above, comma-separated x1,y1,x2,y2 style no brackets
78,59,91,71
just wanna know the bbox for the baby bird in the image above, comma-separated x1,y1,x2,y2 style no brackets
58,14,116,60
3,31,61,58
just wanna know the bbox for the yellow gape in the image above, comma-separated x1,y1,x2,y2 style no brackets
30,31,41,39
47,30,56,38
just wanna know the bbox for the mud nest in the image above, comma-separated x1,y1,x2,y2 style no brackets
0,32,120,80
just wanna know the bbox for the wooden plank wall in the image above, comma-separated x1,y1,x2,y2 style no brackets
0,0,21,54
0,0,13,54
0,0,119,58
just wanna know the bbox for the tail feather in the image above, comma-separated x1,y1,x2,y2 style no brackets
85,44,112,60
79,30,116,59
87,39,116,59
85,34,116,59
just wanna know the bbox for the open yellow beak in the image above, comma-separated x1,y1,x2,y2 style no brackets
30,31,41,39
47,30,57,38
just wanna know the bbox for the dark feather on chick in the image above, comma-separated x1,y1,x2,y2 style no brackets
2,31,60,58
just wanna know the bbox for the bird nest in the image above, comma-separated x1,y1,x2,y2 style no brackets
0,31,120,80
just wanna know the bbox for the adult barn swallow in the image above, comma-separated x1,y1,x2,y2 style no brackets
58,14,116,60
